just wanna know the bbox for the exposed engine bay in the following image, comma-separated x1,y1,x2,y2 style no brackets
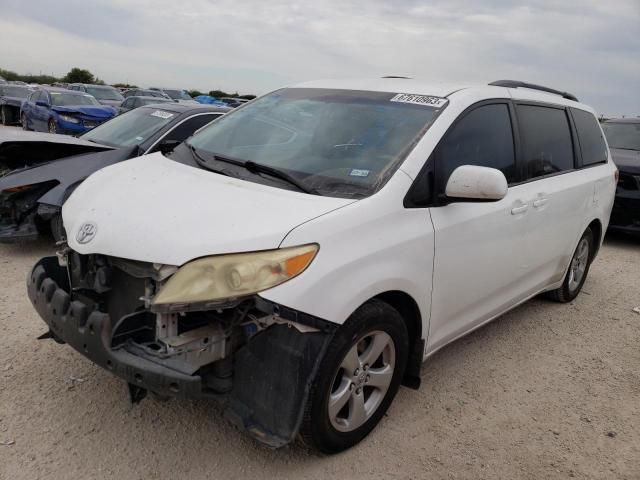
29,248,335,447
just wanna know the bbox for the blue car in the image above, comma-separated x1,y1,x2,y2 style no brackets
20,87,117,135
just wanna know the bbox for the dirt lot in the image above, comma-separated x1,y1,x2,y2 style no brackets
0,207,639,477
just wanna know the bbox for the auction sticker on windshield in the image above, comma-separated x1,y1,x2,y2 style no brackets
150,110,174,119
390,93,448,108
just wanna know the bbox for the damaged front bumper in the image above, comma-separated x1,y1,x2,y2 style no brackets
27,255,336,447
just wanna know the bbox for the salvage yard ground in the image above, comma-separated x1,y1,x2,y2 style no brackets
0,129,638,478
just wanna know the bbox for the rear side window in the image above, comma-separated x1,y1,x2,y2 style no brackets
572,108,608,166
517,105,574,179
163,114,221,143
437,103,516,189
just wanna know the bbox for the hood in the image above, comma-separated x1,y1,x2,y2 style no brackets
611,148,640,175
51,105,116,118
0,129,111,174
63,153,355,265
0,146,137,206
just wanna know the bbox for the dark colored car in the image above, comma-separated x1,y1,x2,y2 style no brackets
118,96,173,114
149,88,197,104
68,84,125,108
20,87,117,135
0,103,228,242
123,88,171,100
602,118,640,234
0,84,34,125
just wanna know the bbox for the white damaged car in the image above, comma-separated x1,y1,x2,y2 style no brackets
28,79,616,452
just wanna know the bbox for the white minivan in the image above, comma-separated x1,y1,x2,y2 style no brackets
28,78,616,453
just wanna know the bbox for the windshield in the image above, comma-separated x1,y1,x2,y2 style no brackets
602,122,640,151
188,88,445,197
50,92,100,106
0,86,31,98
164,89,192,100
86,86,124,101
81,107,175,147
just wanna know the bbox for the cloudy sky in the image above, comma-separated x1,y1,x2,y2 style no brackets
1,0,638,115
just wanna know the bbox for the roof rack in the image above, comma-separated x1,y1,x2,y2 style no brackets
489,80,578,102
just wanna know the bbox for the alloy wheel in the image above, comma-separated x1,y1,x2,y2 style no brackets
568,237,589,292
328,331,395,432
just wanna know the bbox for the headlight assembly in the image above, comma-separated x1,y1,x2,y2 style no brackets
152,244,318,305
59,114,80,124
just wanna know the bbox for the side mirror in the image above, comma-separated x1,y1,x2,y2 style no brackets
35,100,49,108
157,139,181,154
445,165,507,201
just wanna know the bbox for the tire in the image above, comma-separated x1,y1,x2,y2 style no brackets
50,214,66,243
21,112,29,130
546,227,594,303
48,119,57,134
300,299,409,453
1,106,9,126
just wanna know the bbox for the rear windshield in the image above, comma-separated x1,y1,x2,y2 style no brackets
0,86,31,98
602,122,640,151
81,107,176,147
188,88,446,198
85,86,124,101
50,92,100,106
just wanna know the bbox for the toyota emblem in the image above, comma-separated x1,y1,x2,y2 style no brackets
76,222,98,244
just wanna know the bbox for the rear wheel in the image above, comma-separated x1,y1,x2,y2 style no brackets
48,119,57,134
300,299,408,453
1,106,9,125
547,227,594,303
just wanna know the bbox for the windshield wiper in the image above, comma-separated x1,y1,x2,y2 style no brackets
189,146,316,194
187,144,229,177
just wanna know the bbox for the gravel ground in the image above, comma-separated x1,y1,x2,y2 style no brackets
0,127,638,479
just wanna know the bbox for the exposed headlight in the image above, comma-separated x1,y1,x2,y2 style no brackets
59,114,80,124
152,244,318,305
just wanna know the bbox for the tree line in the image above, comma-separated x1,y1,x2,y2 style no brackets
1,66,256,99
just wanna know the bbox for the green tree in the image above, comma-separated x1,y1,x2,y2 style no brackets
63,67,96,84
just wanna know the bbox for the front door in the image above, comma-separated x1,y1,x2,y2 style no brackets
427,102,532,352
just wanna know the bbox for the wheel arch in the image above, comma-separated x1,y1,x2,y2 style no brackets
370,290,424,389
586,218,602,261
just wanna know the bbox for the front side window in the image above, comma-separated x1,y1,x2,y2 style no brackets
437,103,516,190
602,122,640,151
517,105,574,179
572,108,608,166
188,88,444,198
49,92,100,106
81,107,176,147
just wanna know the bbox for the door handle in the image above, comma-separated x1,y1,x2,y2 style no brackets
533,198,548,208
511,204,528,215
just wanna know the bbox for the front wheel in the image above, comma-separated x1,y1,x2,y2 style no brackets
48,119,57,134
547,227,594,303
300,299,408,453
21,112,29,130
